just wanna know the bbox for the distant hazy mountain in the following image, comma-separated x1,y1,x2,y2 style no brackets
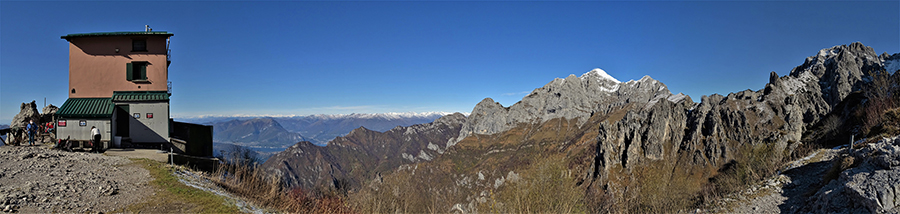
189,112,450,148
212,117,305,148
277,112,448,145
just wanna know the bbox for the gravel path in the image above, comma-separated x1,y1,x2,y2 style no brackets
726,148,839,213
0,145,154,213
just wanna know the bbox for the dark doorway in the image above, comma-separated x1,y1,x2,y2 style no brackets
115,105,130,137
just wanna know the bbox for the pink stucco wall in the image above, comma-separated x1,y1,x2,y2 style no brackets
67,36,169,98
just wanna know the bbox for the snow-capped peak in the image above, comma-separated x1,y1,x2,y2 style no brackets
581,68,621,84
818,48,839,58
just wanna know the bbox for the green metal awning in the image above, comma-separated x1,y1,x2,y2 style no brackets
61,31,173,39
57,98,114,118
113,91,169,102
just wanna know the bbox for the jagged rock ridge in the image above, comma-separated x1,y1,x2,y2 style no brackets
584,42,893,208
452,68,683,147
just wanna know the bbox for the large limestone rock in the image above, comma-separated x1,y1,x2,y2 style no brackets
809,136,900,214
40,104,58,123
10,101,40,129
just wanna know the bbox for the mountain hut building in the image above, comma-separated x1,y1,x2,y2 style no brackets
55,28,211,157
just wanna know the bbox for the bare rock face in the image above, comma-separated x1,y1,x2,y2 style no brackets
10,101,40,129
40,105,58,115
586,42,894,203
809,136,900,214
452,68,679,147
39,104,58,123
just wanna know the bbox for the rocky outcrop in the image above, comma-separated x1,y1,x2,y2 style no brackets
584,42,894,205
39,104,58,123
809,136,900,214
262,113,466,190
10,101,41,129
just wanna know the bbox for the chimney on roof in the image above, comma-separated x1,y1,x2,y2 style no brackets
145,25,151,32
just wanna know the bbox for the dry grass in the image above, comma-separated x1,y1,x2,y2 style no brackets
868,107,900,138
487,155,585,213
822,155,856,187
212,161,353,213
698,142,785,208
861,70,899,137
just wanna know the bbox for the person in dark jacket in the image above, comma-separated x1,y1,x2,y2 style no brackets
26,120,36,146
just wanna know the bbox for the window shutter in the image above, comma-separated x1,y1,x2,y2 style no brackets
126,63,133,81
140,63,147,80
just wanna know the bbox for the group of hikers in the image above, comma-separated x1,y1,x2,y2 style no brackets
22,119,54,146
13,119,104,153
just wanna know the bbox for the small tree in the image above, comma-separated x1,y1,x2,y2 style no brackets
217,143,260,170
861,69,899,136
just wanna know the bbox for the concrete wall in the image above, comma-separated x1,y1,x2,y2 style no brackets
56,118,111,142
125,102,169,143
67,36,169,98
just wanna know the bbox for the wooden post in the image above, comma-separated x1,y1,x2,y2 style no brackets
850,135,854,149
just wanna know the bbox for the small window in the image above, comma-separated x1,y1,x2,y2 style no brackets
146,113,153,119
133,113,141,119
58,120,67,127
126,61,148,81
79,120,87,126
132,39,147,52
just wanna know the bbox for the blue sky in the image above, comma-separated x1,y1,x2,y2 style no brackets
2,1,899,123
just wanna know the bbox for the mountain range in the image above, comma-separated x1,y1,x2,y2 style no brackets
260,42,899,212
183,112,448,148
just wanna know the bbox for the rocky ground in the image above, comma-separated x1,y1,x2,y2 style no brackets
721,135,900,214
0,144,153,213
722,148,838,213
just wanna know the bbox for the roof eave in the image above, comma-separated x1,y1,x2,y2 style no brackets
61,31,174,40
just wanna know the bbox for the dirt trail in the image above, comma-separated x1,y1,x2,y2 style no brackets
725,148,839,213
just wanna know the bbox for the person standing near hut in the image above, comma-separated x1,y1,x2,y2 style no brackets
26,120,36,146
90,126,101,153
